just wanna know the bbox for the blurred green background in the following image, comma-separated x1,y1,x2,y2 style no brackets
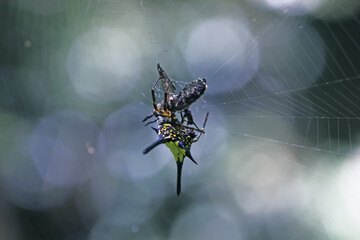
1,0,360,239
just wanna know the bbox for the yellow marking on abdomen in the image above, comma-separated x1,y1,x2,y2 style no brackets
165,142,186,163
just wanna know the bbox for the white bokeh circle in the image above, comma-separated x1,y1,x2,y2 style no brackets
184,18,259,95
66,27,142,103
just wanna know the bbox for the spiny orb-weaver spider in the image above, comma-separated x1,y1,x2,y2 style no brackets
143,113,209,195
142,63,209,195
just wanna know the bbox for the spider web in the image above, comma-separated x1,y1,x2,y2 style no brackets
41,1,360,239
74,0,360,207
121,0,360,161
217,75,360,154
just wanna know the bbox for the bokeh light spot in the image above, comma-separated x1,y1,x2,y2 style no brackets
184,18,259,95
66,27,142,103
30,110,99,186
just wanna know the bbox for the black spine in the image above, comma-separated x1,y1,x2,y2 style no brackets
176,161,183,196
143,137,165,154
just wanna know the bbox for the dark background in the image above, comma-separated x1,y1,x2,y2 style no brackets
1,0,360,239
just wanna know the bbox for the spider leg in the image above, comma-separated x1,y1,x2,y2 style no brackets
192,122,200,131
180,111,184,124
142,113,154,122
151,127,158,133
145,118,158,126
151,74,172,118
151,77,172,118
163,86,169,111
143,77,162,123
181,125,205,133
183,109,201,130
151,78,161,112
193,112,209,143
160,83,173,118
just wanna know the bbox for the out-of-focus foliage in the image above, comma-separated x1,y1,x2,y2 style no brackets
0,0,360,239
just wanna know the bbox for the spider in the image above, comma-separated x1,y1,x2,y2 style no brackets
142,63,207,130
143,112,209,195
